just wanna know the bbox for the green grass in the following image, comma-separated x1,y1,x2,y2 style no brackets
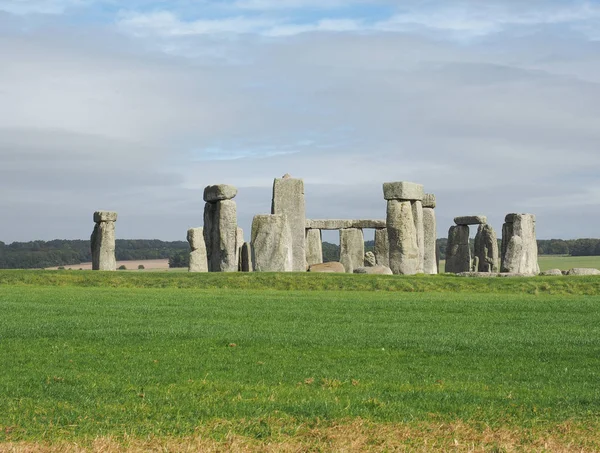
1,273,599,444
538,255,600,271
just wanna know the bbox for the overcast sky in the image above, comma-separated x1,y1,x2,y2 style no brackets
1,0,599,243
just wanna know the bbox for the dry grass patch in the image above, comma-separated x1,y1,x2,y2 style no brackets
2,420,599,452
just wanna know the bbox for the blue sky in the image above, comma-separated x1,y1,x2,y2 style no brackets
1,0,600,242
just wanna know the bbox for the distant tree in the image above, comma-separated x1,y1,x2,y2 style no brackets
138,264,145,270
118,265,127,270
168,251,189,268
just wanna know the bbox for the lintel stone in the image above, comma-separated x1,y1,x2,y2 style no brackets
505,213,535,224
422,194,436,209
305,219,386,230
383,182,424,201
203,184,238,203
94,211,117,223
454,215,487,225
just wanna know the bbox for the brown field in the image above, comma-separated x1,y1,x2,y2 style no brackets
46,259,171,271
1,420,599,452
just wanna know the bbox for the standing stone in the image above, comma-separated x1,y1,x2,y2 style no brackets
91,211,117,271
422,206,438,274
412,200,425,273
240,242,253,272
187,227,208,273
271,175,306,271
387,200,419,275
305,229,323,267
474,224,498,273
339,228,365,274
364,251,377,267
445,225,471,273
501,214,539,274
236,227,244,270
251,214,293,272
203,198,238,272
374,228,389,266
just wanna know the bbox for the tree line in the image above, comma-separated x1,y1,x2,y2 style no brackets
1,237,599,269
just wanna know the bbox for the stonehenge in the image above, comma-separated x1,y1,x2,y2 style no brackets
187,227,208,272
445,215,499,274
501,214,539,275
474,224,499,273
445,225,471,273
91,211,117,271
272,174,306,271
422,194,438,274
203,185,239,272
251,214,293,272
339,228,365,273
305,229,323,267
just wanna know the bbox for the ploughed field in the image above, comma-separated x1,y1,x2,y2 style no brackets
1,271,599,451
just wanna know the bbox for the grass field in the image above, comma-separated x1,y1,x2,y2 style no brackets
1,271,599,451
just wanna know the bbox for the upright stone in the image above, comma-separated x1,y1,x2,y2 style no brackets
474,224,498,273
203,197,238,272
412,200,425,273
387,200,419,274
240,242,253,272
364,251,376,267
251,214,293,272
501,214,539,274
445,225,471,273
374,228,389,266
236,227,244,270
339,228,365,274
271,175,306,271
422,204,438,274
305,229,323,267
187,227,208,273
91,211,117,271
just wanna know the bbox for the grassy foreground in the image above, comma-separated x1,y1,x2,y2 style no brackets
1,271,600,451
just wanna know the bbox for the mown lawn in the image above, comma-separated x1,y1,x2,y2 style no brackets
0,272,599,451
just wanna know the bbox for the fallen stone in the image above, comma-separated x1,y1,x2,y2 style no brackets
445,225,471,273
339,228,365,274
454,215,487,225
566,268,600,276
354,265,393,275
383,181,424,201
203,184,238,203
364,251,376,267
251,214,293,272
457,272,499,278
422,193,436,209
272,175,306,271
93,211,118,223
422,207,438,274
308,262,345,273
541,269,563,276
387,200,419,275
374,228,389,267
305,228,323,266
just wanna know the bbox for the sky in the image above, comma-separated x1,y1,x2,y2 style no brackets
1,0,599,243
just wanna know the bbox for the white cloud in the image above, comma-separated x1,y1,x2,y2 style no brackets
0,0,87,14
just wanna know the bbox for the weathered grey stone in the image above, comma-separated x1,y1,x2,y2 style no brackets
474,224,499,273
235,227,244,269
187,227,204,250
412,200,425,273
445,225,471,273
93,211,118,223
422,208,438,274
189,249,208,272
339,228,365,274
187,227,208,272
203,184,238,203
203,199,238,272
305,229,323,267
308,262,345,273
457,272,498,278
251,214,293,272
374,228,389,267
471,256,479,272
305,219,386,230
91,217,116,271
541,269,563,276
354,265,393,275
240,242,253,272
566,268,600,276
387,200,419,275
383,181,424,201
454,215,487,225
272,176,306,271
364,251,376,267
422,193,436,209
501,214,539,275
